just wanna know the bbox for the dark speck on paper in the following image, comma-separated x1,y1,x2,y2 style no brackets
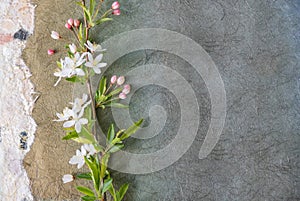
13,29,29,41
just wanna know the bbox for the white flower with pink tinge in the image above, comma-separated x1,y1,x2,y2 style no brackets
50,31,60,40
85,52,107,74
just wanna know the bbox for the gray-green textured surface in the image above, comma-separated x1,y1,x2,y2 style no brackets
93,0,300,200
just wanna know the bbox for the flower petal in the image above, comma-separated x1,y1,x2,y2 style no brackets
95,54,103,62
75,122,82,133
62,174,74,183
63,120,75,128
93,67,101,74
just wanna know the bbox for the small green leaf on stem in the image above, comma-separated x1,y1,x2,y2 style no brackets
108,103,129,109
66,76,82,83
118,183,129,201
120,119,144,140
76,173,92,180
84,157,100,192
108,144,124,153
81,195,96,201
62,131,79,140
98,76,107,96
107,124,115,144
102,178,113,195
107,87,122,97
95,18,113,25
76,186,95,197
78,127,96,144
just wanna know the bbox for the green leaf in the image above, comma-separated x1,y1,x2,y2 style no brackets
76,186,95,197
62,131,79,140
118,183,129,201
81,195,96,201
78,23,84,46
89,0,96,17
76,173,92,180
98,76,107,96
56,61,62,68
95,18,113,25
66,76,81,83
93,143,104,152
107,124,115,144
84,157,100,191
76,2,92,24
108,144,124,153
109,185,117,201
107,103,129,109
120,119,144,140
107,87,122,97
111,137,121,145
102,178,113,195
78,127,96,144
100,154,110,182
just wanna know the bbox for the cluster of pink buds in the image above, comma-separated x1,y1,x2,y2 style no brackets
111,1,121,16
110,75,130,100
65,18,81,29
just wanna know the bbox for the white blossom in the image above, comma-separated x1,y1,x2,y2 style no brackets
69,146,87,169
63,109,88,133
85,52,107,74
54,107,73,122
84,40,106,52
83,144,97,156
54,94,91,133
70,94,91,113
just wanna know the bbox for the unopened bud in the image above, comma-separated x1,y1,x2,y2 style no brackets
117,76,125,85
119,92,126,100
47,49,55,55
112,1,120,10
112,9,121,16
122,84,131,94
65,22,72,29
67,18,74,26
50,31,60,40
110,75,117,84
74,19,81,27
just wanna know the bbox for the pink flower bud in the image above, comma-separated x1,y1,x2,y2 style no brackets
50,31,60,40
119,92,126,100
122,84,131,94
65,22,72,29
112,9,121,16
74,19,81,27
67,18,74,26
110,75,117,84
47,49,55,55
117,76,125,85
111,1,120,10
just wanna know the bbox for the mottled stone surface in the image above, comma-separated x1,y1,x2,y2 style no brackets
95,0,300,200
